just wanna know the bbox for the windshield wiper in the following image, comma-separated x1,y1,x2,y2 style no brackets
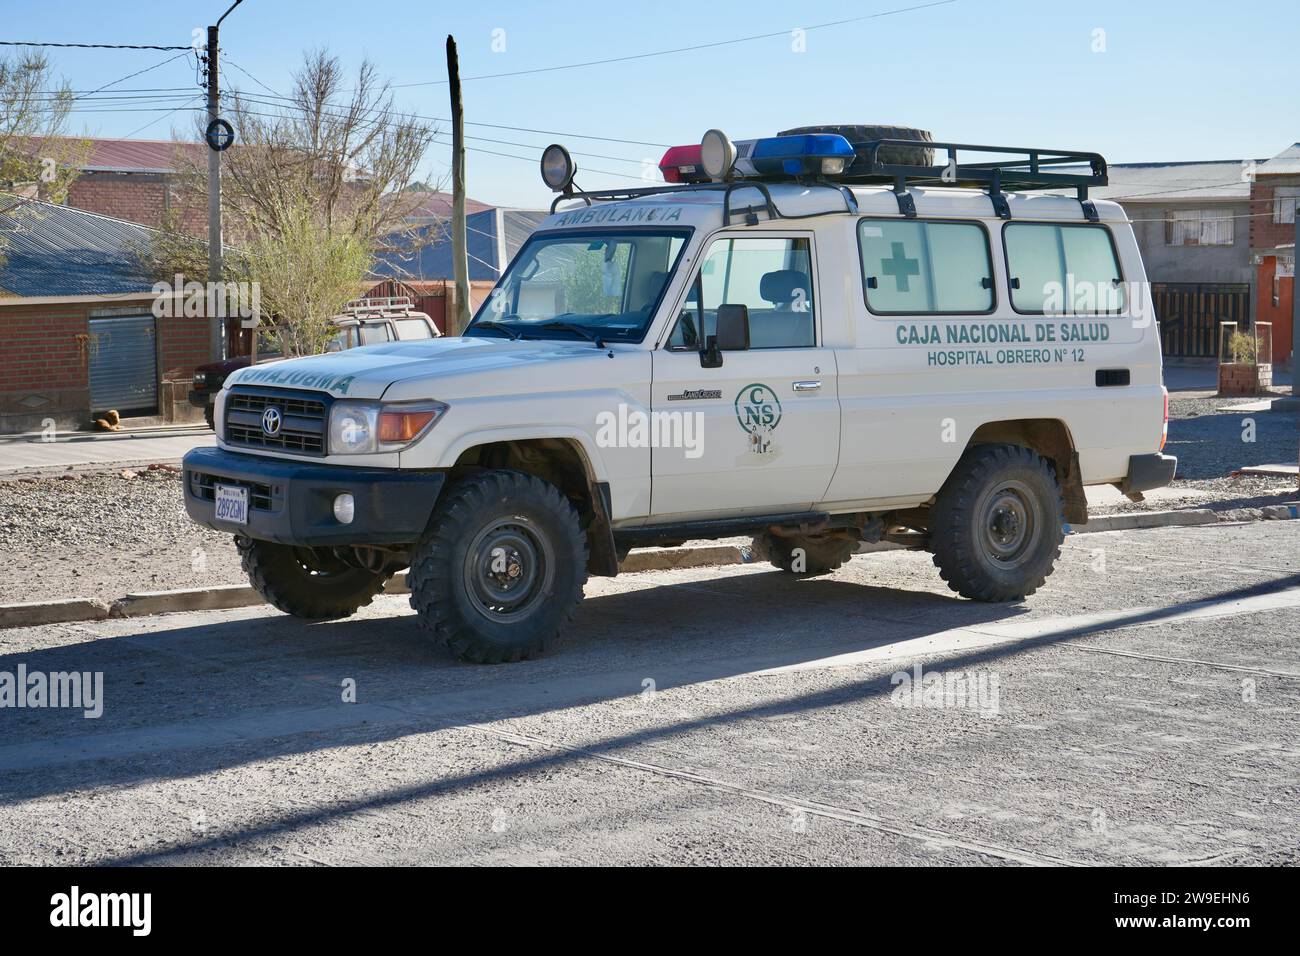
469,320,522,341
531,319,607,349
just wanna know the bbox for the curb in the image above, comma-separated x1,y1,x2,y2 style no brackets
1068,508,1220,534
0,598,109,628
0,458,186,481
1,505,1296,630
620,544,745,573
109,584,265,618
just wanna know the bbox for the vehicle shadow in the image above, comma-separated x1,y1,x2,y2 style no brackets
2,568,1297,858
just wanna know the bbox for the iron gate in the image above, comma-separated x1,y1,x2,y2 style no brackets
1154,282,1250,358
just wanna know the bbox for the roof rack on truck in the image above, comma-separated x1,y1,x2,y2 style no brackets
540,130,1109,224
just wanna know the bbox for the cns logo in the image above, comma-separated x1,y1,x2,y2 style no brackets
734,383,781,455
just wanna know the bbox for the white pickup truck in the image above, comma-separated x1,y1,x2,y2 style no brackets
183,127,1175,663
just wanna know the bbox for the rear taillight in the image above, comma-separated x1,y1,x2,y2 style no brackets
1159,386,1168,452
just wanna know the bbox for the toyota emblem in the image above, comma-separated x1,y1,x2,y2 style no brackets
261,406,283,437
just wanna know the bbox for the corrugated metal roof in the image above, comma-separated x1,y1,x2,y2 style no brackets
0,195,155,297
1077,160,1256,202
1258,143,1300,177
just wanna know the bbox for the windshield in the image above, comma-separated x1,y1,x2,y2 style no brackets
466,228,691,343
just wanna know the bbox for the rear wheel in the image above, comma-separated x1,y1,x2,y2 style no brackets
929,444,1064,602
237,537,392,619
752,531,857,576
408,470,588,663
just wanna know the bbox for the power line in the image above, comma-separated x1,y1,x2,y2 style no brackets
76,51,193,99
0,40,191,51
390,0,958,87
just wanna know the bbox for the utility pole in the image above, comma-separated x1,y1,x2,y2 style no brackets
205,0,244,361
446,35,472,335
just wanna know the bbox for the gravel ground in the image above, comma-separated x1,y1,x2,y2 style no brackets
0,468,242,606
0,393,1294,607
1166,389,1297,480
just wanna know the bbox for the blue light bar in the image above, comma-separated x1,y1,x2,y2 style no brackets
749,134,855,177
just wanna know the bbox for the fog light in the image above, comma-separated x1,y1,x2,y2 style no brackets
333,493,355,524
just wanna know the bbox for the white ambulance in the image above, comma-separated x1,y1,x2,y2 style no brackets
184,125,1175,662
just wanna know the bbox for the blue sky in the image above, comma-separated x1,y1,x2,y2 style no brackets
6,0,1299,207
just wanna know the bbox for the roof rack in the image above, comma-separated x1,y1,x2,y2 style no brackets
547,139,1109,224
846,140,1108,222
343,296,415,315
550,179,858,226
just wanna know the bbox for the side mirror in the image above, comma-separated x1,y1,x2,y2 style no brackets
697,304,749,369
716,304,750,350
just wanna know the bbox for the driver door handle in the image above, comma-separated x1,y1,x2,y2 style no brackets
792,380,822,392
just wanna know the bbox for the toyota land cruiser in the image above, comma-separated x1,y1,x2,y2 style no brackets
182,128,1176,663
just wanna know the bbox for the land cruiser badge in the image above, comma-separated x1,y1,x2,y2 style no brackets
735,383,781,455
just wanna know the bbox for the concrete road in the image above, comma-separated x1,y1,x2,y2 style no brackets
1,521,1297,866
0,430,213,476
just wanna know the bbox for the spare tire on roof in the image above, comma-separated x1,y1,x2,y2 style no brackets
778,124,934,174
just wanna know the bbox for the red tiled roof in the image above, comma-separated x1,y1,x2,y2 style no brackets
399,190,492,218
15,136,205,173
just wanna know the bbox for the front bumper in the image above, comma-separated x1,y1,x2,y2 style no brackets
1119,452,1178,496
188,389,213,408
182,446,446,546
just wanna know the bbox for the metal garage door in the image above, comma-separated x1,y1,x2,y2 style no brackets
88,314,158,414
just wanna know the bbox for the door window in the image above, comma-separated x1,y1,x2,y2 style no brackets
668,236,815,349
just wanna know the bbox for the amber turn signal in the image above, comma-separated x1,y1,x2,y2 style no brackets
378,409,437,444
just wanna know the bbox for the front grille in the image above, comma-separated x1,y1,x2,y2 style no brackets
224,388,328,455
188,470,276,511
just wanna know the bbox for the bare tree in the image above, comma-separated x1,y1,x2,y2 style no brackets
144,49,439,352
0,50,90,263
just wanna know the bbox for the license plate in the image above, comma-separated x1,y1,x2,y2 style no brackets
214,484,249,525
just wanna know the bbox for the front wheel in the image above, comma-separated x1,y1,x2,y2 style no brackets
929,444,1064,602
237,537,393,619
407,470,588,663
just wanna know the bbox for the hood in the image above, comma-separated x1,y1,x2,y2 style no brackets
222,335,620,401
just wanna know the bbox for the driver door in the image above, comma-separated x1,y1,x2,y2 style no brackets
649,233,840,518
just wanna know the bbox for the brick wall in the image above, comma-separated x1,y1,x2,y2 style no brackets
0,301,92,431
1249,174,1300,251
67,173,168,228
0,296,210,432
64,172,206,236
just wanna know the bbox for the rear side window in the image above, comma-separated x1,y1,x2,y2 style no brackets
1004,223,1124,314
394,318,433,339
359,323,392,345
859,219,993,314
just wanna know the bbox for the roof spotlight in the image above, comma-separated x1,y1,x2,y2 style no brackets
700,129,736,181
540,144,577,193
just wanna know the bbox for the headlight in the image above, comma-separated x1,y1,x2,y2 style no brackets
329,400,447,455
193,371,207,386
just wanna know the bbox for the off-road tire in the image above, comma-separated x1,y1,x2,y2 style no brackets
203,402,215,430
778,123,934,171
929,444,1064,602
407,470,588,663
236,537,392,619
752,531,857,576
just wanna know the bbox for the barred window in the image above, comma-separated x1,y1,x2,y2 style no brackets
1273,186,1299,224
1165,209,1235,246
